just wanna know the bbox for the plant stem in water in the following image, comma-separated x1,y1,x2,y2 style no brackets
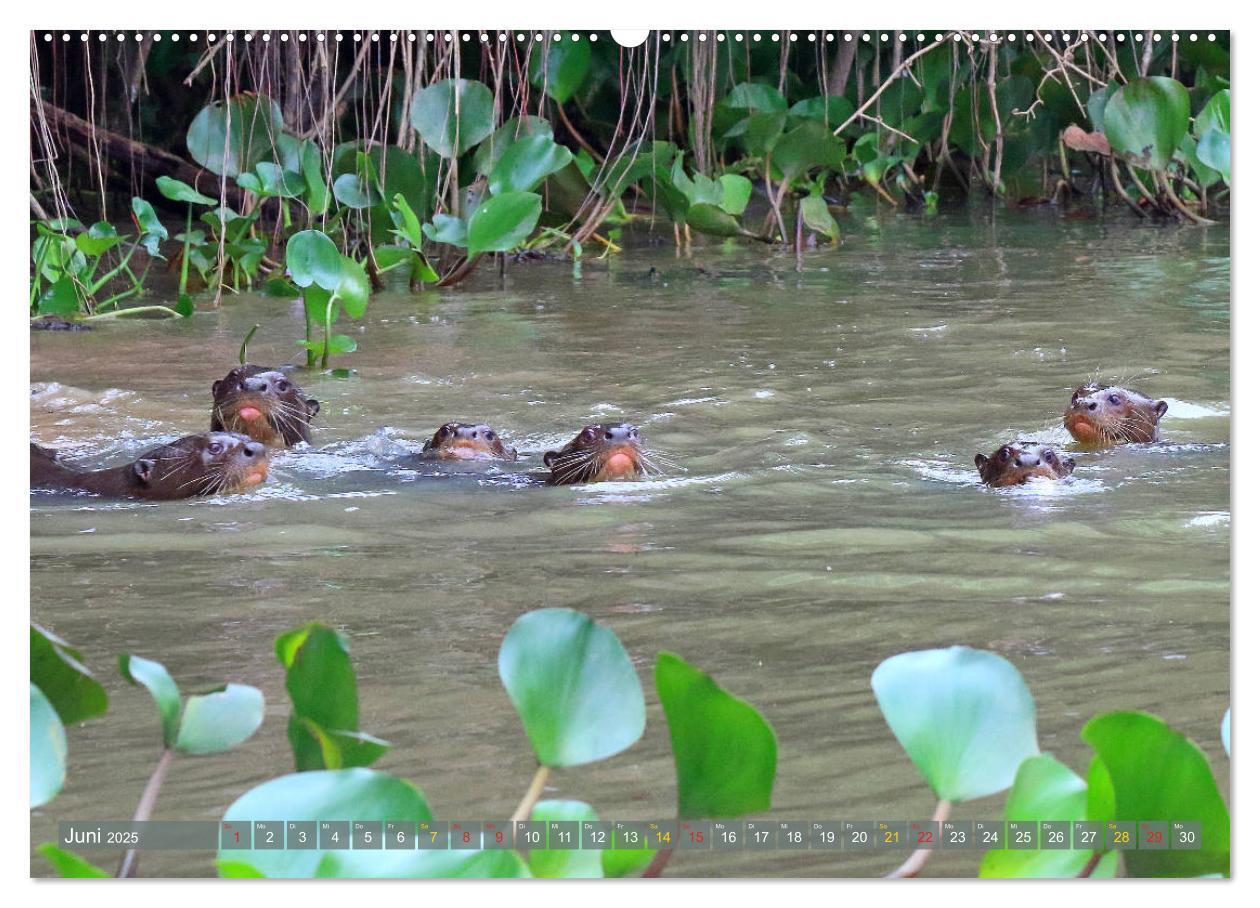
116,748,175,878
510,764,550,823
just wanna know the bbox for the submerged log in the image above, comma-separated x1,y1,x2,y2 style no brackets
35,101,243,209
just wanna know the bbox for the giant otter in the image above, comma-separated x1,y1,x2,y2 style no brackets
544,423,649,485
31,432,269,500
975,442,1075,487
418,423,518,461
211,365,319,447
1063,383,1168,446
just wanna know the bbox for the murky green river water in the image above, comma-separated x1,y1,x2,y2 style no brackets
30,210,1230,877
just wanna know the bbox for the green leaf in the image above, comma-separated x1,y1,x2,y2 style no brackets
772,121,847,184
37,278,81,317
36,843,110,878
131,197,168,257
422,213,468,248
275,623,387,771
685,203,744,238
466,191,542,256
725,82,788,112
1088,82,1120,131
1081,711,1229,877
529,800,602,878
799,194,839,241
529,36,591,105
119,654,182,748
871,646,1039,802
717,174,753,216
498,608,645,768
286,230,342,290
263,277,300,298
174,293,195,318
313,849,529,878
31,624,108,724
174,683,264,755
789,95,856,128
389,194,425,248
1195,127,1230,185
333,256,370,319
741,110,788,156
186,94,286,177
474,116,554,177
655,651,776,819
488,134,574,195
74,222,124,257
219,769,431,878
332,172,382,209
1103,77,1191,172
247,162,306,199
1194,88,1230,138
299,140,330,214
979,754,1118,878
155,175,216,206
602,841,654,878
410,79,495,159
31,684,66,808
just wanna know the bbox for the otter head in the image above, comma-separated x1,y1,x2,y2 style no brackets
211,364,319,447
544,423,646,485
421,422,517,461
975,442,1076,488
130,432,270,498
1063,384,1167,446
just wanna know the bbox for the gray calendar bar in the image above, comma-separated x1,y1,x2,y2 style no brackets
57,821,218,850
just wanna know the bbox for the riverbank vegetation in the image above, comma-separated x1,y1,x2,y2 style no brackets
31,31,1230,364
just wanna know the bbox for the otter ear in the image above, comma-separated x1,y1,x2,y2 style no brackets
132,458,156,485
543,450,557,467
974,453,988,470
212,379,223,397
1154,400,1168,419
306,398,321,417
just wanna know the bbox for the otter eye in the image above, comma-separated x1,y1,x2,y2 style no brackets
276,380,289,392
581,428,597,443
999,449,1010,461
485,431,495,440
1045,452,1056,464
208,442,224,455
1108,394,1121,406
439,425,453,438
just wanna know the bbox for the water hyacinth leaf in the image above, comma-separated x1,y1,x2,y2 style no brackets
31,684,66,808
251,162,306,199
871,646,1038,802
186,94,286,177
263,277,300,298
389,194,425,248
174,683,264,755
36,843,110,878
31,624,108,724
656,651,777,819
800,195,839,241
1088,82,1121,131
155,175,216,206
74,223,124,257
529,800,602,878
300,722,389,769
725,82,788,112
789,95,856,128
1103,77,1191,172
1221,708,1230,757
1195,127,1230,185
1194,89,1230,138
119,654,182,748
602,840,654,878
300,140,330,214
1081,711,1229,877
333,256,371,319
422,213,469,248
410,78,495,159
686,203,743,238
474,116,554,176
741,111,788,155
498,608,645,768
37,278,80,317
772,122,847,184
466,192,543,257
979,754,1117,878
718,174,753,216
219,769,431,878
488,134,574,195
332,172,381,210
285,230,342,289
529,37,591,105
131,197,168,257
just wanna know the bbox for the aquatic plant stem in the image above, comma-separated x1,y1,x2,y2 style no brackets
1077,851,1103,877
510,765,550,823
642,847,673,877
116,748,175,878
885,798,951,879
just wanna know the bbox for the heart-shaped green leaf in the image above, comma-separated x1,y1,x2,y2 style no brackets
656,651,777,819
474,116,554,177
285,230,342,290
498,608,645,767
528,37,591,105
155,175,216,206
488,134,574,195
36,843,110,878
186,94,286,177
871,646,1039,802
410,79,495,159
31,684,66,808
466,191,542,256
31,624,108,725
174,683,264,755
422,213,468,248
119,654,181,748
1103,77,1191,172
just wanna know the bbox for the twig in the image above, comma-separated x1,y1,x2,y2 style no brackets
642,848,673,877
833,37,949,136
509,765,550,824
116,749,175,878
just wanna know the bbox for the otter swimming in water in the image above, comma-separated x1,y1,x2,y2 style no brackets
31,432,270,500
543,423,651,485
419,423,518,461
975,442,1076,487
1063,384,1168,447
211,365,320,447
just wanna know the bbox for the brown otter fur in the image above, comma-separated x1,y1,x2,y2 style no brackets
419,423,517,461
1063,384,1168,447
31,433,269,500
975,442,1076,487
211,364,319,447
543,423,648,485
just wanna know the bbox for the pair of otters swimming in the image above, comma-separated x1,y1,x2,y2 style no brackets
29,364,650,500
975,384,1170,487
31,365,1168,499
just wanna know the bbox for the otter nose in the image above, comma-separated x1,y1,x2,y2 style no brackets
603,425,639,443
1086,401,1098,411
455,426,479,440
242,441,266,459
243,376,270,394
